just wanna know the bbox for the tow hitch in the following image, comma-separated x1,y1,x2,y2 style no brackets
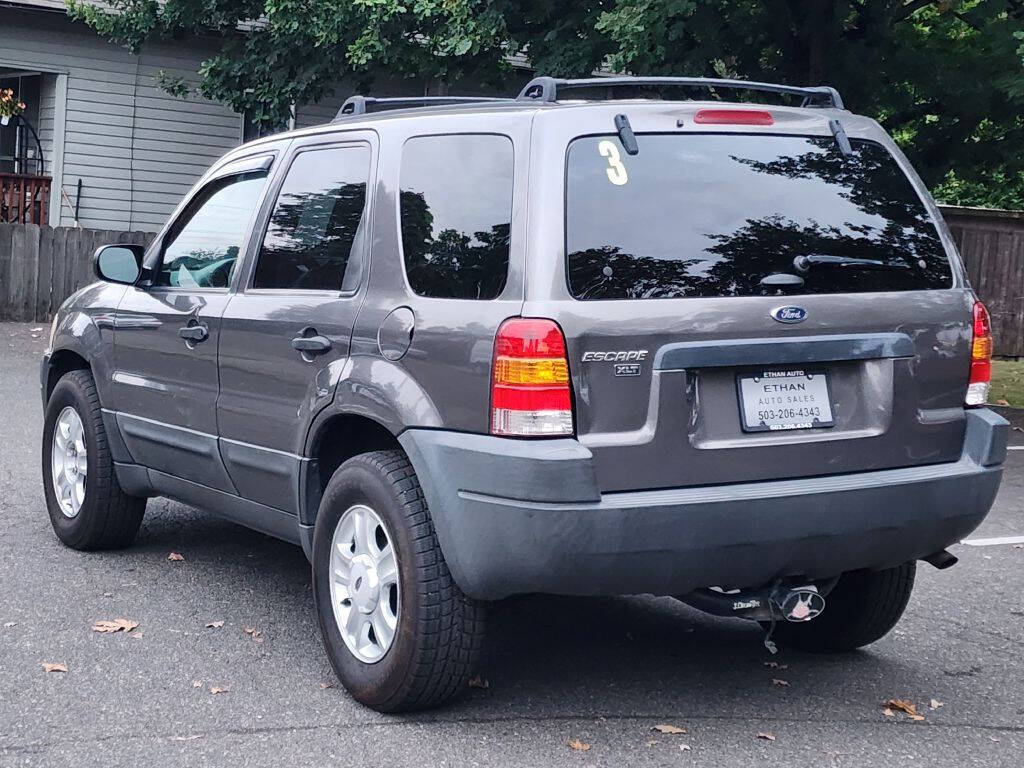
679,579,837,653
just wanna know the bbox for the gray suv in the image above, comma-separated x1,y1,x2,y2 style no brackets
41,76,1007,712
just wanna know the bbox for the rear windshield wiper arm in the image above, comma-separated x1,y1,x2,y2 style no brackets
793,254,910,274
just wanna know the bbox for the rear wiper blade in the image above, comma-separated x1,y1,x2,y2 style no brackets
793,254,909,274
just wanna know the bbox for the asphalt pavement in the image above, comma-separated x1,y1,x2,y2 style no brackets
1,321,1022,767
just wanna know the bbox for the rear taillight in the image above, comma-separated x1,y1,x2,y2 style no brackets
491,318,573,437
966,301,992,406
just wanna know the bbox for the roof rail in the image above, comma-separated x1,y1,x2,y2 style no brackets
516,76,844,110
334,95,516,120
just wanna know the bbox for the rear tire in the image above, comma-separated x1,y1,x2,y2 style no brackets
42,369,146,550
312,450,485,712
769,563,916,652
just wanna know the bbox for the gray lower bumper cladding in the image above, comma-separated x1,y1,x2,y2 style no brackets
400,409,1007,600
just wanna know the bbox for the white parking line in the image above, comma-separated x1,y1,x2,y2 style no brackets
1008,446,1024,451
961,535,1024,547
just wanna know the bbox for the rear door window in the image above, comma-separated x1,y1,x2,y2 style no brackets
253,145,370,291
399,134,513,299
566,134,952,300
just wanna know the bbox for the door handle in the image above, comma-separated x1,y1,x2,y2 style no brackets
178,323,209,343
291,334,332,353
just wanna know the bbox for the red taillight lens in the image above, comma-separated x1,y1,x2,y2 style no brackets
491,318,573,437
694,109,774,126
966,301,992,406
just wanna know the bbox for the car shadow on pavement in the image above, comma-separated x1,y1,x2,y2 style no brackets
125,501,912,721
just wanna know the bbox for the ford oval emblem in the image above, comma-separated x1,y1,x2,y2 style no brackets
771,305,807,324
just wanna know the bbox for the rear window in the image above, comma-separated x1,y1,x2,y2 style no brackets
566,134,952,300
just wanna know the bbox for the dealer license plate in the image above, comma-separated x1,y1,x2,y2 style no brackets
737,369,835,433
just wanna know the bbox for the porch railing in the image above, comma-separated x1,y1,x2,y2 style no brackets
0,173,51,225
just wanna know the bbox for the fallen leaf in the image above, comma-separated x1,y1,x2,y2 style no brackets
679,744,692,752
192,680,203,688
131,631,145,639
92,618,139,634
209,685,230,695
567,738,591,752
243,626,263,643
468,675,489,689
2,622,15,628
41,662,67,673
319,681,336,690
167,552,185,562
885,699,924,721
756,732,776,742
883,708,896,717
651,724,687,734
764,661,788,670
772,678,790,687
205,620,225,629
929,699,945,710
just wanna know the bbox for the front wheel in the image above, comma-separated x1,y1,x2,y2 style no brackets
42,370,146,550
312,450,485,712
768,563,916,652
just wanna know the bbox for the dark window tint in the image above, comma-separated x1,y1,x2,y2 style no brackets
157,172,267,289
400,135,513,299
253,146,370,291
566,135,952,300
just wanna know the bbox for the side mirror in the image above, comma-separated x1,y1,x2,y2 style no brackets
93,244,144,285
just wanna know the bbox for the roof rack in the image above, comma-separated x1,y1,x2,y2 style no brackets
335,95,515,119
516,76,844,110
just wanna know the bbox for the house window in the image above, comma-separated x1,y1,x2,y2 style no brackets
0,73,43,176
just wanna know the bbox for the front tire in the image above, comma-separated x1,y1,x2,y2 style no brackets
770,563,916,652
312,450,485,712
42,370,146,550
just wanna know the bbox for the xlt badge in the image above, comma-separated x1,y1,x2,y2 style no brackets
615,364,642,377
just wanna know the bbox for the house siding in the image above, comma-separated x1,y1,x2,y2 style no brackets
0,7,243,231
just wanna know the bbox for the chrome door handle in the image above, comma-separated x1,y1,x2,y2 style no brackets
291,334,332,353
178,324,209,343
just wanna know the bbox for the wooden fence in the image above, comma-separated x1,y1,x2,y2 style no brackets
0,211,1023,354
942,206,1024,358
0,224,152,323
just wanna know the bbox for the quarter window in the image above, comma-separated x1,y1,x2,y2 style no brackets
399,134,513,299
253,145,371,291
157,172,267,289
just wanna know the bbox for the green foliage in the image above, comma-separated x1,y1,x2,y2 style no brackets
67,0,1024,205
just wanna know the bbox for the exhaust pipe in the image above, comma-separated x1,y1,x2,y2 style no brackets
921,549,958,570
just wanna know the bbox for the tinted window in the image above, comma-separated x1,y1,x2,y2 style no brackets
566,135,952,300
253,146,370,291
400,135,513,299
157,172,267,288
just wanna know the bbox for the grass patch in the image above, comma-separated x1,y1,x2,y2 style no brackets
991,359,1024,408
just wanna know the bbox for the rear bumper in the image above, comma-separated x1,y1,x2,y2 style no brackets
399,409,1007,600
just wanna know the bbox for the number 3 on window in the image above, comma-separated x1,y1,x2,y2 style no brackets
598,140,629,186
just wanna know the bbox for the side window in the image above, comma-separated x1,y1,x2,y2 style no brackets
156,171,267,289
399,134,513,299
253,145,371,291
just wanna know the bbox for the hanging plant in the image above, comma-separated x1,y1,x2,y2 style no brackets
0,89,27,125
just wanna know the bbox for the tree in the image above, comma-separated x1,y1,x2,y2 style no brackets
595,0,1024,207
70,0,1024,206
